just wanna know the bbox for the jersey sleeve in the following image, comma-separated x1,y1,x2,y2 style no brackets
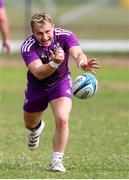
21,51,39,66
21,38,39,66
63,32,80,51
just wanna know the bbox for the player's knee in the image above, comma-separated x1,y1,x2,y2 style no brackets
56,116,68,130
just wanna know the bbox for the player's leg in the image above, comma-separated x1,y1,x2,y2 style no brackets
50,97,72,153
23,84,49,151
24,110,43,129
24,111,45,151
50,97,72,172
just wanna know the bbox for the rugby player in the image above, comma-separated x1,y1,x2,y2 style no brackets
21,12,99,172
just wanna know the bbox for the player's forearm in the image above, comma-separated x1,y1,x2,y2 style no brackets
69,46,88,67
75,53,88,67
0,20,10,42
28,58,61,80
32,63,56,80
32,60,62,80
0,9,10,42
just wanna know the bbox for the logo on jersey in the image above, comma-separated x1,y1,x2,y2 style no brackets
66,89,72,95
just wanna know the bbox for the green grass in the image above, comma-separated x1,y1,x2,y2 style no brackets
0,55,129,178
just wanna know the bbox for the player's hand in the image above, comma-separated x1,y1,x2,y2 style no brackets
49,47,65,64
81,58,100,75
3,40,12,54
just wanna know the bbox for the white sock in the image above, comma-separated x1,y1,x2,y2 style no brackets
52,152,64,162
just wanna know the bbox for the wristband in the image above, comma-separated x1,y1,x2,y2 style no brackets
49,60,61,69
78,60,87,69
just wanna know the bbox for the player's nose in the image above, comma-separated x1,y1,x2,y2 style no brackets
42,33,48,40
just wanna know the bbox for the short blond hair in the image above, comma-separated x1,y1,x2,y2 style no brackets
31,12,53,29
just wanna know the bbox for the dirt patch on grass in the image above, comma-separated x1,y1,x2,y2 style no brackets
69,55,129,70
0,55,129,69
101,81,129,91
98,56,129,69
0,56,24,68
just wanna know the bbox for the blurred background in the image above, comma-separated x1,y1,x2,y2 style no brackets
2,0,129,52
0,1,129,178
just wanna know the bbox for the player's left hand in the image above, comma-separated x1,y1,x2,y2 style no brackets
81,58,100,75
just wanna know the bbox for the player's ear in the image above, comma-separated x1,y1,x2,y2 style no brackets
31,27,35,34
52,24,55,29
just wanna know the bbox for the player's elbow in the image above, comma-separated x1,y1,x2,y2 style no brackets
34,70,51,80
29,67,44,80
34,72,44,80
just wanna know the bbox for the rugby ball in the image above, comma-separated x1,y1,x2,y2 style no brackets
72,73,98,99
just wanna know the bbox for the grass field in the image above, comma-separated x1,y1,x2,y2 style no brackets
0,53,129,178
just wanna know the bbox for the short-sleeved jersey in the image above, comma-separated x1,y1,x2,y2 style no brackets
0,0,4,8
21,28,80,88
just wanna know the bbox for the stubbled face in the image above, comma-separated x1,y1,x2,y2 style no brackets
32,22,54,47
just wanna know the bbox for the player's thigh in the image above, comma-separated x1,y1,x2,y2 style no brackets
24,110,43,128
50,97,72,120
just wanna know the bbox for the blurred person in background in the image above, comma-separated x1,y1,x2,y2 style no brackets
0,0,12,53
21,12,99,173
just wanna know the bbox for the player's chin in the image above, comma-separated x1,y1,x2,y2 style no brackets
41,40,51,47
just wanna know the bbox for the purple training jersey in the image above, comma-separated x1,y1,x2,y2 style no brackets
21,28,80,89
0,0,4,8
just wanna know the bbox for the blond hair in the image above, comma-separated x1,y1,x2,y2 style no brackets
31,12,53,29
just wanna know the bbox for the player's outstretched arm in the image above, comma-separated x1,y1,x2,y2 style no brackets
69,46,100,74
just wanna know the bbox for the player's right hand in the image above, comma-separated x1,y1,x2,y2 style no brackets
49,47,65,64
3,40,13,54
